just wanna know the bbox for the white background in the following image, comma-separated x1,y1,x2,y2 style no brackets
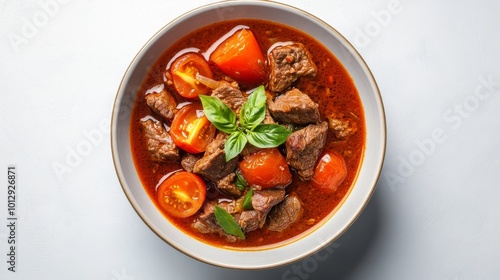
1,0,500,279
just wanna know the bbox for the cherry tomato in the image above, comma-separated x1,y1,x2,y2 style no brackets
311,152,347,193
210,28,267,84
239,148,292,189
170,53,213,99
157,171,207,218
170,102,216,154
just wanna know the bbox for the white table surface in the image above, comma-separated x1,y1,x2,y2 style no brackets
1,0,500,279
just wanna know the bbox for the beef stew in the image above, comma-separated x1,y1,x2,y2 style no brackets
129,19,365,249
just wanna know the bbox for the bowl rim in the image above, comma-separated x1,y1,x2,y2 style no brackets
111,0,386,270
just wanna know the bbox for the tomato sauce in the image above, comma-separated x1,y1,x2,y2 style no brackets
129,19,365,249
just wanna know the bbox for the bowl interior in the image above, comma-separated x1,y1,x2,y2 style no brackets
112,0,385,269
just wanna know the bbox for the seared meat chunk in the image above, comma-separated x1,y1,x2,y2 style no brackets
268,43,317,92
192,218,240,242
236,210,260,232
144,84,178,122
268,88,320,125
181,154,201,172
263,108,276,124
211,81,247,113
235,189,286,232
328,117,357,139
217,173,242,197
140,117,179,162
198,199,240,220
193,133,238,182
252,189,286,223
193,189,286,239
286,122,328,180
193,200,241,242
268,193,303,232
235,189,286,231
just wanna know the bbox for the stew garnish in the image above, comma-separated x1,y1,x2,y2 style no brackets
214,206,246,239
200,85,291,161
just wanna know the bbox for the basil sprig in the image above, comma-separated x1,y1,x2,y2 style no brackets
199,85,291,161
235,170,248,191
242,188,254,210
214,206,245,239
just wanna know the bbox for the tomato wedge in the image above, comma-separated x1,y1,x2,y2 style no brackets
170,53,213,99
239,148,292,189
311,152,347,193
157,171,206,218
210,28,267,84
170,102,216,154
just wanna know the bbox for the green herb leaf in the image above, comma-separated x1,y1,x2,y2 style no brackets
214,206,245,239
200,85,291,162
235,170,248,191
242,188,253,210
246,124,292,148
199,95,237,134
224,131,247,161
239,85,267,130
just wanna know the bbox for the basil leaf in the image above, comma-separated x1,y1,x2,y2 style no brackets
235,169,248,191
199,95,237,134
200,85,290,162
224,130,247,161
239,85,267,130
246,124,292,148
242,188,253,210
214,206,245,239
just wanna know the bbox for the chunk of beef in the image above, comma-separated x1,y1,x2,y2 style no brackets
181,154,201,172
268,88,320,125
140,117,179,162
193,200,241,242
252,189,286,213
144,84,178,122
192,219,240,242
263,91,276,124
193,133,238,182
236,210,260,232
268,43,317,93
237,189,286,231
192,189,286,240
211,81,247,113
217,173,243,197
263,108,276,125
286,121,328,180
268,193,303,232
198,199,240,220
328,117,357,139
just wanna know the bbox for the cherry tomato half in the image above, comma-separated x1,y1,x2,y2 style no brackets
239,148,292,189
170,102,216,154
210,28,267,84
157,171,207,218
311,152,347,193
170,53,213,99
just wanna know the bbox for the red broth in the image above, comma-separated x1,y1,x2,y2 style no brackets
130,19,365,249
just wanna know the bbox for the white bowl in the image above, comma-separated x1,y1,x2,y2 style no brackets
111,0,386,270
